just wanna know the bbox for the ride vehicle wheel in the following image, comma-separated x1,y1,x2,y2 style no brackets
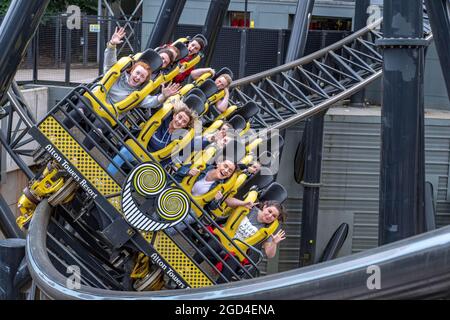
48,177,78,206
133,265,164,291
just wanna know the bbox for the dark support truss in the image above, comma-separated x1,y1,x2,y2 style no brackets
350,0,370,107
230,15,431,134
0,82,40,180
145,0,187,49
202,0,231,66
424,0,450,101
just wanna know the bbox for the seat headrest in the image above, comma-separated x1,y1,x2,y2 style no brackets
233,167,274,200
214,67,234,81
192,34,208,49
138,49,163,73
259,182,287,204
173,42,189,61
198,79,219,98
232,101,259,121
228,115,247,132
187,88,207,103
183,94,205,116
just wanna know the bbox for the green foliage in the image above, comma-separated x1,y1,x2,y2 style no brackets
0,0,102,15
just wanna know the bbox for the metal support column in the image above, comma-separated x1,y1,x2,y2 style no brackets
284,0,315,63
201,0,231,66
299,111,324,266
0,0,50,102
350,0,370,107
0,239,26,299
145,0,187,49
0,195,24,239
283,0,320,267
65,17,72,85
424,0,450,101
377,0,427,245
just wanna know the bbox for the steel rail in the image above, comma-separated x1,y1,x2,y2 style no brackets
27,199,450,300
230,18,382,89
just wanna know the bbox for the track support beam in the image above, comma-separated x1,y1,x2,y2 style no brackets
202,0,231,66
377,0,427,245
145,0,187,49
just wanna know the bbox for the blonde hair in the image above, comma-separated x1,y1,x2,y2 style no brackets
173,101,198,129
218,74,232,87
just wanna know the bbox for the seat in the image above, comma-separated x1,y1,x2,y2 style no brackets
198,79,219,98
138,48,163,73
258,182,287,204
233,167,275,200
230,101,259,121
173,41,189,61
192,34,208,47
183,94,206,116
187,88,207,102
214,67,234,81
228,115,247,133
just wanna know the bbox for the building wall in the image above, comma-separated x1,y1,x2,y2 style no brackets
142,0,450,110
141,0,356,42
272,106,450,273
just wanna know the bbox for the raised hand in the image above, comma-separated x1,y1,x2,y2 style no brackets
215,191,223,201
110,27,126,45
208,68,216,77
272,229,286,244
188,168,200,176
161,83,181,99
243,201,256,209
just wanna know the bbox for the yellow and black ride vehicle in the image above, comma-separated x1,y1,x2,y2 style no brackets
19,40,287,291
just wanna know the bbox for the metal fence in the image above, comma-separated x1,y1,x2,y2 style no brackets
15,15,350,85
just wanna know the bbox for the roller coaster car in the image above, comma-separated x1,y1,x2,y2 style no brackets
83,49,164,127
122,93,206,165
173,34,207,75
212,166,275,218
130,253,165,291
172,41,189,61
202,114,247,138
157,40,189,62
212,182,288,264
180,140,247,217
245,133,284,161
228,101,259,133
17,162,77,229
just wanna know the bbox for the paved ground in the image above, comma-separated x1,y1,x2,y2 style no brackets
15,68,99,83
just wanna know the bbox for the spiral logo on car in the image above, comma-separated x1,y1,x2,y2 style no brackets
157,188,190,221
121,162,191,231
133,162,166,196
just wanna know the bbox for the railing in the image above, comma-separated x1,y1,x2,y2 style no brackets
14,14,350,86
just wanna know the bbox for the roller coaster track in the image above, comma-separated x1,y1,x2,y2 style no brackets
21,11,450,299
17,7,450,299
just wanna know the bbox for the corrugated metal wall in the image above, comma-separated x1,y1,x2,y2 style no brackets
266,107,450,274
